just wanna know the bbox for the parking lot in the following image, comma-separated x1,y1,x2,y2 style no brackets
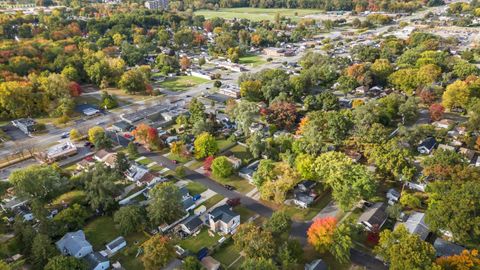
1,124,29,141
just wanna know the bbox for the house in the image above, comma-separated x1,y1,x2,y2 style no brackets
297,180,316,192
417,137,437,154
56,230,93,258
208,205,240,234
395,211,430,240
304,259,328,270
358,202,388,231
105,236,126,254
0,197,28,213
84,252,109,270
37,141,78,163
433,238,465,257
111,121,133,132
201,256,221,270
94,150,114,163
125,163,163,186
11,118,37,135
386,189,400,202
459,147,475,163
238,160,260,183
433,119,455,129
83,108,100,117
179,215,203,235
179,187,196,212
77,157,95,171
293,190,317,208
437,144,456,152
218,84,240,98
226,155,242,169
144,0,168,9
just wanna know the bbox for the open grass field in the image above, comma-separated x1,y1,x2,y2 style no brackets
239,54,266,67
195,8,322,21
51,190,86,208
158,76,209,92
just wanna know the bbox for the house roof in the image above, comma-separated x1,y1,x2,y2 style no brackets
433,238,465,257
209,205,239,224
95,149,112,160
418,137,436,150
396,212,430,240
56,230,92,256
358,202,388,227
183,197,195,211
106,236,126,251
297,180,316,190
305,259,328,270
181,215,203,231
294,190,315,205
112,121,133,130
84,252,108,269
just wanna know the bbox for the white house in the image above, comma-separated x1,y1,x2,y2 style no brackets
105,236,126,254
208,205,240,235
56,230,93,258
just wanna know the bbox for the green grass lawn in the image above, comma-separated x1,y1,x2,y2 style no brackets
212,240,243,267
75,95,101,106
84,216,121,250
186,181,207,195
233,205,257,223
209,174,254,194
195,8,322,21
178,229,221,253
149,164,165,172
283,191,333,222
111,231,149,270
165,153,190,163
216,138,236,152
239,54,266,67
158,76,209,92
228,144,253,164
136,157,153,166
50,190,86,209
201,194,225,209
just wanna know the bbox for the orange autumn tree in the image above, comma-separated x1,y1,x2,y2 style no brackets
132,123,159,149
307,217,337,253
436,249,480,270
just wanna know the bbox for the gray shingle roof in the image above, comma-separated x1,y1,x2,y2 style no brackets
84,252,108,269
56,230,92,257
209,205,238,223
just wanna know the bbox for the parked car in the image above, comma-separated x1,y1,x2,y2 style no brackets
227,197,241,207
60,132,69,139
192,194,201,201
224,185,235,191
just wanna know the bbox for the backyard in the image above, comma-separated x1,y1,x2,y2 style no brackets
195,8,322,21
178,229,221,253
212,240,243,268
158,76,209,92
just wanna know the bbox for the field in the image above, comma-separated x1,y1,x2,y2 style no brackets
239,54,266,67
158,76,209,92
195,8,322,21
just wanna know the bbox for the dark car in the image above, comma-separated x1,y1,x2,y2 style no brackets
226,197,241,207
224,185,235,191
84,141,91,147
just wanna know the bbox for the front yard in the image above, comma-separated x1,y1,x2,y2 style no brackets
200,194,225,209
283,191,333,222
186,181,207,195
158,76,209,92
209,174,255,194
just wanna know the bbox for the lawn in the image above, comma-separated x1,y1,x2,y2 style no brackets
201,194,225,209
158,76,209,92
239,54,266,67
50,190,86,209
165,153,190,163
228,144,253,164
111,231,149,270
149,164,165,172
283,191,333,222
178,229,221,253
136,157,154,166
233,205,257,223
195,8,322,21
186,181,207,195
213,240,243,267
209,174,255,194
216,138,236,152
84,216,121,250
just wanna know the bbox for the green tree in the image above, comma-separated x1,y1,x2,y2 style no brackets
330,223,353,263
0,260,10,270
118,69,148,94
264,210,291,236
277,240,302,269
400,193,421,209
44,256,87,270
182,256,203,270
233,223,275,259
88,126,105,144
194,132,218,159
9,165,65,201
31,234,57,269
240,80,263,101
188,98,206,124
142,235,175,270
83,164,121,212
246,132,265,159
295,154,316,180
252,159,276,188
240,258,277,270
211,156,234,178
388,68,419,95
127,141,139,158
53,204,89,234
114,205,145,235
69,128,81,141
374,225,437,270
115,152,130,174
442,80,470,110
147,182,185,225
232,100,258,135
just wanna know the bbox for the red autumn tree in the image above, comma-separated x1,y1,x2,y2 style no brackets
366,224,380,246
69,82,82,97
132,123,151,144
429,103,445,121
204,156,214,172
419,88,436,105
179,56,191,71
203,20,213,32
307,217,337,253
266,102,297,131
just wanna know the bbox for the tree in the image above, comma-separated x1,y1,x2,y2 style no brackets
69,128,81,141
179,56,191,71
388,68,419,95
295,154,316,180
114,205,145,235
425,181,480,245
442,80,470,110
374,225,437,270
142,235,174,270
83,164,121,212
400,193,421,209
307,217,336,253
68,82,82,96
53,204,89,234
232,100,258,135
264,210,291,236
31,234,57,269
175,166,186,178
371,58,393,85
246,132,265,159
330,223,353,263
203,156,214,172
233,223,275,259
88,126,105,144
188,98,206,124
0,261,10,270
115,152,130,174
429,103,445,121
194,132,218,159
240,258,277,270
211,156,234,178
9,165,64,201
127,141,138,158
147,182,185,225
240,80,263,101
44,256,87,270
436,249,480,270
277,240,302,269
118,69,148,94
266,102,297,131
252,159,276,188
182,256,203,270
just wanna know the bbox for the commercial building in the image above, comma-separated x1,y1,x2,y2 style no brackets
144,0,168,10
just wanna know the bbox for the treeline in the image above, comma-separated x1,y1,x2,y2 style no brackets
176,0,445,12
